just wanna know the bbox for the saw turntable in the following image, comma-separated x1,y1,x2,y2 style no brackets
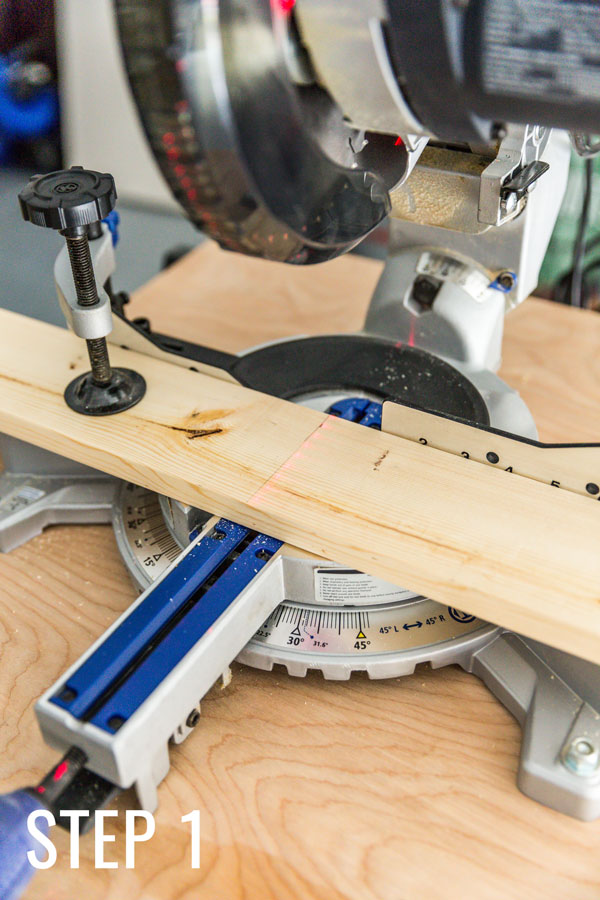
2,1,600,896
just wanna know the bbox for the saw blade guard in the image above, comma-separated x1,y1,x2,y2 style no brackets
113,0,409,263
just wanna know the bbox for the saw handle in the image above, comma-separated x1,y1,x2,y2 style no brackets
0,747,89,899
0,789,50,900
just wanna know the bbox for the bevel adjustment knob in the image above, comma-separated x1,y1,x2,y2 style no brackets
18,166,117,232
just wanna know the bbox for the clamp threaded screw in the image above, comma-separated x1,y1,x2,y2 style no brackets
64,233,112,386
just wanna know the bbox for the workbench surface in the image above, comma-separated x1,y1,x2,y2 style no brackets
1,243,599,900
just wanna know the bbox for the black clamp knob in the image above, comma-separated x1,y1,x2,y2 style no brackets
18,166,117,233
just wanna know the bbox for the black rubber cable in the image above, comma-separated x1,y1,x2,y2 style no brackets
569,158,594,308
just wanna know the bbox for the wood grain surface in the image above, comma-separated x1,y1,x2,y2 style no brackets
1,307,599,661
1,243,600,900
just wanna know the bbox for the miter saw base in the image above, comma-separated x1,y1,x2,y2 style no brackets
1,336,599,820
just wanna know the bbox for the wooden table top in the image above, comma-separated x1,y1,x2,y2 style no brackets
2,242,600,900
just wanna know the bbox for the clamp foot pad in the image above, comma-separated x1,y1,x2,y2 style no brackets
64,368,146,416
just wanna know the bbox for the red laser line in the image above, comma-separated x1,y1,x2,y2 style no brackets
249,416,342,505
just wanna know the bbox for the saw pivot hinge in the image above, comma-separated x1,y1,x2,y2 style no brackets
18,166,146,416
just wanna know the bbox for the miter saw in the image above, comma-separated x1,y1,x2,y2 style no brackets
3,2,600,894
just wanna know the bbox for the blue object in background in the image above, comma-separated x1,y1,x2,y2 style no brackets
0,789,50,900
103,209,120,247
0,54,59,163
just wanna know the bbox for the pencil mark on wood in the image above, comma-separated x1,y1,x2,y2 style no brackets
373,450,389,471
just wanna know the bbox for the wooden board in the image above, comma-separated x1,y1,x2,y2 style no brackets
0,307,599,663
2,244,600,900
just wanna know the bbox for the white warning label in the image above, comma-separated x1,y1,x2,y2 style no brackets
0,485,45,514
482,0,600,104
416,252,491,301
313,568,417,606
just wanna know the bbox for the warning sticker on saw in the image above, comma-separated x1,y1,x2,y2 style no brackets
313,568,418,606
416,252,491,301
0,484,45,514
